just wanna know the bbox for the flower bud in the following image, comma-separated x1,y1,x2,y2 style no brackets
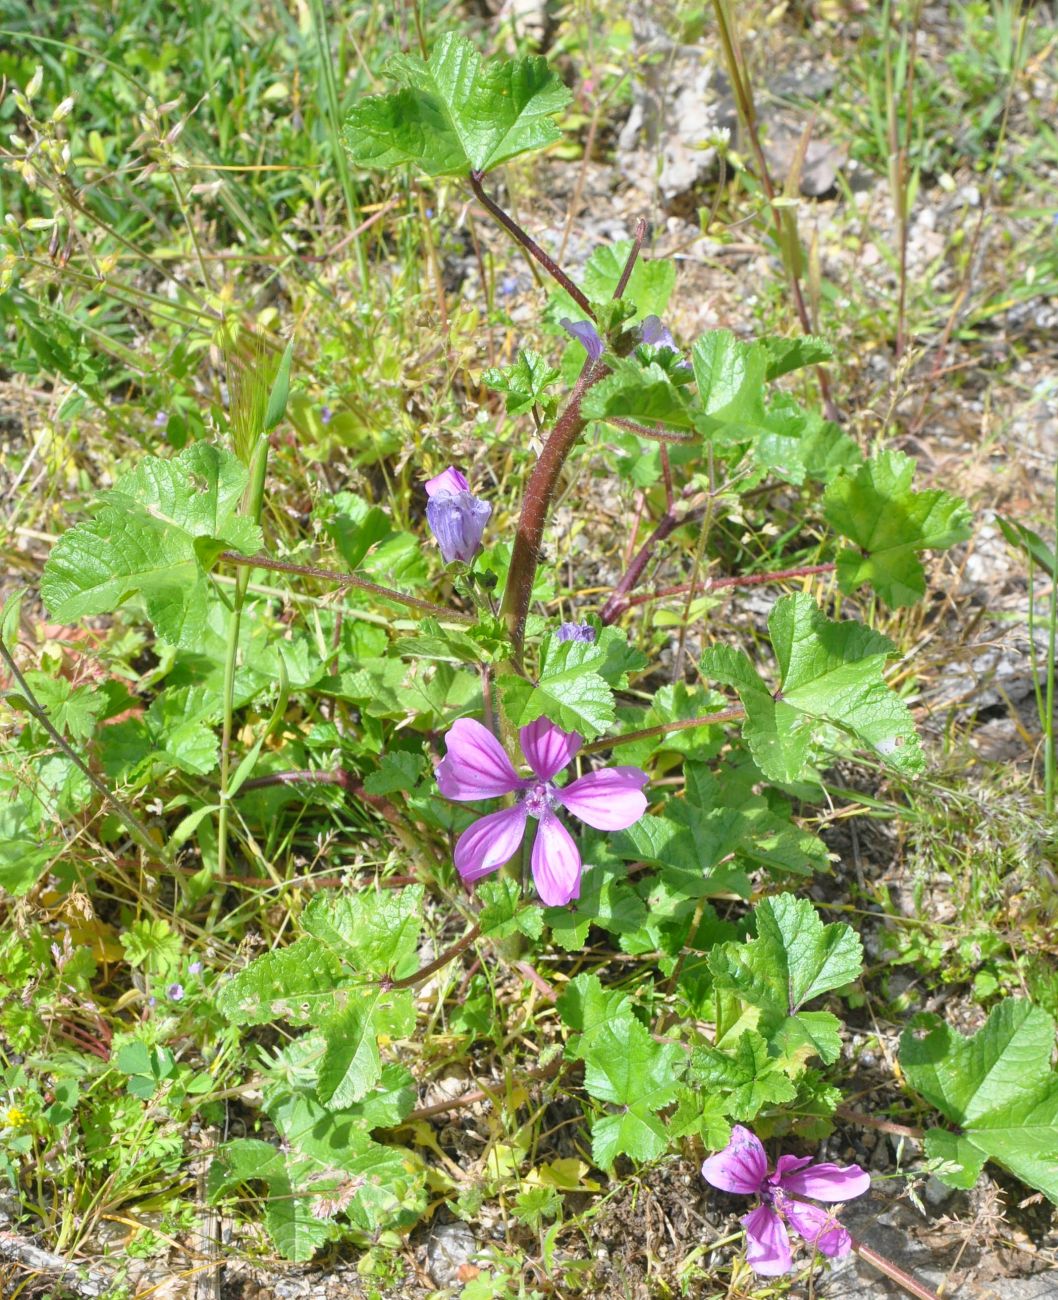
425,466,491,565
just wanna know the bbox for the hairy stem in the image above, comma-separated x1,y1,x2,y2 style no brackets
619,562,837,612
580,706,744,755
605,416,697,445
0,638,168,868
219,551,475,623
601,501,707,624
469,172,594,318
852,1239,941,1300
499,224,647,660
386,924,481,991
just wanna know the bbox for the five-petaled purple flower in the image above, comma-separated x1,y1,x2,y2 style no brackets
702,1126,870,1276
560,317,604,363
640,315,691,368
436,717,648,907
556,621,596,644
425,466,492,565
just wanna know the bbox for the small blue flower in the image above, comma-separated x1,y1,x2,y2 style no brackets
166,983,185,1002
498,275,519,297
425,467,492,565
153,412,168,427
560,317,604,362
189,961,203,976
556,622,596,644
321,405,333,424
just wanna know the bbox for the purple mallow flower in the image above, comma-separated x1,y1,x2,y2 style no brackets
436,717,648,907
425,466,492,565
702,1126,869,1276
560,317,604,363
556,622,596,644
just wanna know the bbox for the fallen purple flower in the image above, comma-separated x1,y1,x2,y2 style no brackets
556,622,596,644
425,466,492,565
702,1125,869,1276
436,716,648,906
560,317,604,363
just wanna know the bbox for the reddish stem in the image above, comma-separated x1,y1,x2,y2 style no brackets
580,706,744,754
852,1238,942,1300
219,551,474,623
469,172,595,318
386,925,481,991
498,226,648,658
620,562,836,612
600,501,707,624
605,416,697,445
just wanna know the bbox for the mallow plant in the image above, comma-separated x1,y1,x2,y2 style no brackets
9,31,1056,1290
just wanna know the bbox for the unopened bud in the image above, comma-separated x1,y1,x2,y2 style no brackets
52,96,75,122
25,66,43,100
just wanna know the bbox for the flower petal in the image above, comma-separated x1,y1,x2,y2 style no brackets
426,491,491,564
769,1154,814,1186
640,315,677,350
701,1125,768,1195
783,1198,852,1259
520,718,582,782
436,719,521,801
560,317,604,362
556,766,648,830
555,622,596,644
530,813,582,906
425,466,470,497
454,805,528,884
741,1205,793,1276
779,1161,871,1203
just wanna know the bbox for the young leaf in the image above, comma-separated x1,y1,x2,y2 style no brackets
581,357,697,431
900,999,1058,1203
691,330,770,436
824,451,972,607
581,1014,684,1168
41,445,262,647
691,1029,797,1121
482,350,560,417
709,894,862,1055
344,34,571,177
703,592,924,782
498,636,616,739
318,993,382,1108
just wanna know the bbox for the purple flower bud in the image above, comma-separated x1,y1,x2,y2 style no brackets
321,405,333,424
189,961,203,976
166,983,185,1002
560,317,604,362
556,622,596,644
425,466,492,565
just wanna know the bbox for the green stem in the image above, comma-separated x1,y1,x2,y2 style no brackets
1046,456,1057,814
217,438,270,882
